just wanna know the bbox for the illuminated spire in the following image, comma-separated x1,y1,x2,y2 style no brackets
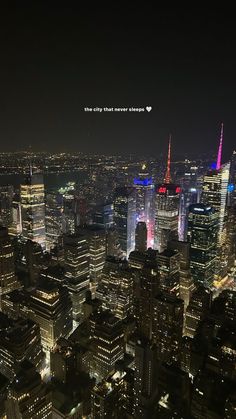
164,134,172,183
216,123,223,170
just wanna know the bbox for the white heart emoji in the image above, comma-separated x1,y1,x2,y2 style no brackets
146,106,152,112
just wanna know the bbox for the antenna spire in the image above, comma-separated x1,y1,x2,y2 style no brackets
216,123,223,170
164,134,172,183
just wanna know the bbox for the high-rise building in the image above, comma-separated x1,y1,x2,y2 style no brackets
6,360,52,419
77,225,106,298
157,248,180,296
64,233,90,322
0,227,20,308
96,257,134,320
152,291,184,364
0,185,14,228
201,126,230,276
93,312,124,381
184,286,212,338
20,172,46,250
0,313,44,380
135,221,147,252
154,184,181,252
154,138,181,252
9,193,22,236
45,190,63,250
133,338,159,418
23,280,72,351
187,204,218,286
134,165,155,248
168,240,195,311
114,187,136,258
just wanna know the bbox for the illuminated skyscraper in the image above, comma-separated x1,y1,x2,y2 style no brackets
154,138,181,252
64,233,90,322
24,280,72,351
201,125,230,252
154,184,181,252
187,204,218,286
152,291,184,364
96,257,134,320
45,190,63,250
93,312,124,381
0,227,20,309
20,172,46,250
114,187,136,258
134,165,155,248
0,185,14,228
6,361,52,419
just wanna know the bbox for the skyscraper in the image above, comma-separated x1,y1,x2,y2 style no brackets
187,204,218,286
64,233,90,322
152,291,184,364
20,172,46,250
114,187,136,258
45,190,63,250
154,184,181,252
0,227,20,309
96,257,134,320
154,137,181,252
134,164,155,248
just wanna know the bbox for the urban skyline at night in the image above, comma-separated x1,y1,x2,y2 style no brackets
0,5,236,419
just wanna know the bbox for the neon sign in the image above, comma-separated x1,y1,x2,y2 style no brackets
134,177,153,186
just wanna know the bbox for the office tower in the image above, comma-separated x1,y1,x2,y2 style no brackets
9,193,22,236
157,248,180,296
77,225,106,298
201,126,230,271
50,339,76,384
184,286,212,338
96,257,134,320
134,164,155,248
93,202,114,229
134,262,159,340
0,313,44,380
154,138,181,252
168,240,195,311
156,364,191,417
191,370,233,419
187,204,218,286
59,182,77,234
135,221,147,252
133,339,159,418
0,185,14,228
0,227,20,308
91,371,125,418
64,233,90,322
152,291,184,364
20,172,46,249
24,280,72,351
45,190,63,250
179,186,198,241
93,312,124,381
6,360,52,419
114,186,136,258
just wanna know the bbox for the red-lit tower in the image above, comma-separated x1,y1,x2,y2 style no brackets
154,137,181,252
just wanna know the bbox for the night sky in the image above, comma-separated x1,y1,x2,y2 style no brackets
1,5,236,160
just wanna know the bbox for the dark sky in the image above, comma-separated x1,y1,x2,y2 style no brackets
0,5,236,160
